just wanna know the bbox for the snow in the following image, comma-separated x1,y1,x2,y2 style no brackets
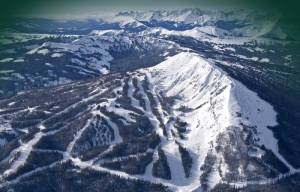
195,26,229,37
224,47,236,52
149,27,252,45
259,58,270,63
110,15,145,28
43,35,114,73
161,52,169,57
11,73,25,80
0,50,297,191
234,54,259,62
233,80,294,171
206,165,222,190
26,47,39,55
0,70,14,74
144,52,295,189
126,73,198,189
127,77,140,108
146,52,232,189
45,62,54,67
123,9,263,28
161,142,187,184
106,101,136,124
99,67,110,75
37,49,50,55
27,106,37,113
44,77,71,86
51,53,64,58
91,29,124,36
8,102,16,106
2,131,44,177
0,58,13,62
255,47,265,52
0,87,111,181
284,55,292,61
66,118,93,155
13,58,24,63
0,14,295,189
247,147,265,158
27,46,50,55
99,112,123,144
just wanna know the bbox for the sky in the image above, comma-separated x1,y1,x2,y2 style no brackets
26,0,251,19
0,0,299,29
0,0,299,18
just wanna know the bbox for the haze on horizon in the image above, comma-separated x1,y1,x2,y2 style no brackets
2,0,298,19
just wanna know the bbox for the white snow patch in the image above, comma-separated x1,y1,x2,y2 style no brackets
259,58,270,63
45,62,54,67
13,58,24,63
0,70,14,74
51,53,64,58
37,49,50,55
284,55,292,61
0,58,14,62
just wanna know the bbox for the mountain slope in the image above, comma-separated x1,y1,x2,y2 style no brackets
144,52,297,190
0,31,180,98
0,52,298,191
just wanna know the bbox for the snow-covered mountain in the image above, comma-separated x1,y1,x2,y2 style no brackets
0,52,299,191
118,9,286,39
0,8,294,99
0,30,181,97
0,8,299,192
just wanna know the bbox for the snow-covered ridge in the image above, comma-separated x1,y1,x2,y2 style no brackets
0,51,297,191
117,8,284,39
145,52,295,190
142,27,252,45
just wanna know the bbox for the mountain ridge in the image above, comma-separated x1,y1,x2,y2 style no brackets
0,52,298,191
